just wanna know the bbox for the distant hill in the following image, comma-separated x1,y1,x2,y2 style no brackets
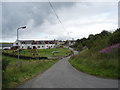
0,42,14,44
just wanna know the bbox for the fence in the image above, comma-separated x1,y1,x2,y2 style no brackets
2,52,48,60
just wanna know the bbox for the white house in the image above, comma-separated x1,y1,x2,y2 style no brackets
56,40,65,45
13,40,57,49
68,40,75,46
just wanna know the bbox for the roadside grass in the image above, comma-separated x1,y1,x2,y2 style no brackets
0,53,1,90
69,48,119,79
2,55,57,88
36,48,71,57
19,49,32,56
2,48,71,57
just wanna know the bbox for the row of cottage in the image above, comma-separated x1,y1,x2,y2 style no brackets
13,40,58,49
1,40,75,50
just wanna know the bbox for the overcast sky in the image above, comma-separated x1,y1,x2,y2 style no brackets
1,1,118,42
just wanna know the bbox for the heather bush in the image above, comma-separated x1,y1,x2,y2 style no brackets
69,28,120,79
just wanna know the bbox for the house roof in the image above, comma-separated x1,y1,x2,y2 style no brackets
32,41,44,44
16,40,57,44
18,40,34,42
17,40,34,44
32,40,56,44
0,43,13,47
49,41,55,44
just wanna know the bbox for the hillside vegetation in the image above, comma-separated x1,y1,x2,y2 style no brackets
69,28,120,79
2,48,71,88
3,48,71,57
2,55,57,88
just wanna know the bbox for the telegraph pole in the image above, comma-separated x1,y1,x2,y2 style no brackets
17,26,26,67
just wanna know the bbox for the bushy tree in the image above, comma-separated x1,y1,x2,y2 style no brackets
100,30,111,36
2,58,10,71
71,29,119,52
109,28,120,45
88,34,94,40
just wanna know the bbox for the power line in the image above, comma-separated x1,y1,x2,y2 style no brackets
48,0,66,32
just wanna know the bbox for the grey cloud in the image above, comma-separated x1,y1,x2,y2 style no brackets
2,2,75,41
2,2,117,42
118,1,120,28
0,2,2,40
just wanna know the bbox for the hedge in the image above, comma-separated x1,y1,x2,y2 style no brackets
2,52,48,60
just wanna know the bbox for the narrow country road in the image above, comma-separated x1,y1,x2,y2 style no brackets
17,54,118,88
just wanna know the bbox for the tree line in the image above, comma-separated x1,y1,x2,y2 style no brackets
71,28,120,52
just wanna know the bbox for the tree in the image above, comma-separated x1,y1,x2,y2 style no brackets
109,28,120,45
88,34,94,40
2,58,10,71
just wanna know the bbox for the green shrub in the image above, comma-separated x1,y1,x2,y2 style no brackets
69,48,119,79
2,57,10,71
2,55,57,88
109,28,120,45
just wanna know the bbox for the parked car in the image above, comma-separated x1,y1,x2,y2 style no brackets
52,51,60,53
11,46,19,50
3,47,10,50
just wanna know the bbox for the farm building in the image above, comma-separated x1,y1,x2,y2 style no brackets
13,40,57,49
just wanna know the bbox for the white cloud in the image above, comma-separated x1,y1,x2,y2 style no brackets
39,2,118,40
2,0,120,2
2,2,118,42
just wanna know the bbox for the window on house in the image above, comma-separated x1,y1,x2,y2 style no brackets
38,46,40,48
42,46,44,47
33,46,36,49
16,43,18,45
27,46,30,49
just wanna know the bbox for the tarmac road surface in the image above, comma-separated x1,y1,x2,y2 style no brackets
17,56,118,88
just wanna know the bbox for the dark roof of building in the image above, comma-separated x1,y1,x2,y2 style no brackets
49,41,55,44
32,41,44,44
32,40,56,44
18,40,34,42
16,40,57,44
0,43,13,47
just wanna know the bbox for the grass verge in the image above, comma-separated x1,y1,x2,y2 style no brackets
69,48,119,79
2,48,71,57
36,48,71,57
2,55,57,88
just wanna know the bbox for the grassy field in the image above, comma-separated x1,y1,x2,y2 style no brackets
2,55,57,88
36,48,71,57
69,48,119,79
2,48,71,88
3,48,71,57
